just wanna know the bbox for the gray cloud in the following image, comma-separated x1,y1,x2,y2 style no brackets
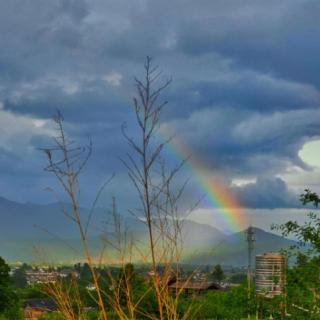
162,107,320,177
231,177,299,209
174,1,320,86
0,0,320,210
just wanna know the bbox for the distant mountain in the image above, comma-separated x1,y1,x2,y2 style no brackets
0,222,226,264
0,197,76,240
181,220,225,248
0,196,225,262
0,197,298,265
184,227,297,266
0,196,122,240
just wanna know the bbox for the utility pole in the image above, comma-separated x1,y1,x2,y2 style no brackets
246,225,255,319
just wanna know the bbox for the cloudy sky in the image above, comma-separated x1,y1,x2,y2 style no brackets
1,0,320,231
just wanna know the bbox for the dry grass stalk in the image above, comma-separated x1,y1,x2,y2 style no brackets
41,112,108,320
41,58,199,320
122,56,196,320
44,276,84,320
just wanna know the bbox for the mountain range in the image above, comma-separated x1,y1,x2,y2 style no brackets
0,196,297,265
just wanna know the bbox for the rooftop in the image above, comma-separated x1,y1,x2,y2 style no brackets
24,299,57,311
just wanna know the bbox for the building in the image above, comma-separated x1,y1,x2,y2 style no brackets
58,268,79,279
24,299,57,320
255,252,286,298
169,280,221,296
144,270,177,287
26,269,58,285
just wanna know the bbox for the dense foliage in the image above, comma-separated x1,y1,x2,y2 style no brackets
0,257,23,319
211,264,225,283
272,189,320,319
5,194,320,319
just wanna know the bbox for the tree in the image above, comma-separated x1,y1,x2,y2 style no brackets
0,257,10,288
0,257,22,319
296,252,308,267
192,284,249,319
273,189,320,318
0,257,11,312
273,189,320,253
229,273,247,284
78,263,92,286
211,264,225,283
11,263,28,289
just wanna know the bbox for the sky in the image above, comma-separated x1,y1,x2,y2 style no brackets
1,0,320,232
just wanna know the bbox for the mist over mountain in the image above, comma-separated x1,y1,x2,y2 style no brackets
0,196,91,240
0,197,297,265
184,227,297,266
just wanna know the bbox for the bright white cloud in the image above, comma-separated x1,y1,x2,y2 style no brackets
299,139,320,168
231,178,256,187
279,139,320,194
102,72,123,87
0,108,52,154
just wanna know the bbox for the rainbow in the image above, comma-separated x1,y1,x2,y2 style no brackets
163,135,247,232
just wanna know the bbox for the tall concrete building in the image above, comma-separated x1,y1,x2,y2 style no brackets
255,252,286,298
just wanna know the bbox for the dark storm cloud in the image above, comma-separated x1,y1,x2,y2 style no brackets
0,0,320,208
231,177,299,209
164,72,319,119
2,81,130,123
162,107,320,177
175,1,320,86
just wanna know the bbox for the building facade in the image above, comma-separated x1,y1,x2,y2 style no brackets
26,270,58,285
255,252,286,298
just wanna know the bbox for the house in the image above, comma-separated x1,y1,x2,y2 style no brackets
144,270,177,286
26,269,58,285
24,299,58,320
58,268,79,279
169,280,221,296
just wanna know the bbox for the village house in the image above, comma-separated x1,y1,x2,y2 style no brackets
58,268,79,279
26,269,58,285
169,280,221,296
24,299,58,320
